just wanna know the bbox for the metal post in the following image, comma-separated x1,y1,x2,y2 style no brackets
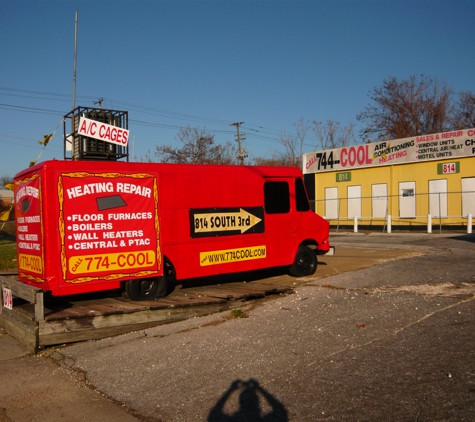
438,192,442,234
72,10,78,110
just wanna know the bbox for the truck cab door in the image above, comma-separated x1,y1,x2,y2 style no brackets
263,178,295,266
292,176,312,239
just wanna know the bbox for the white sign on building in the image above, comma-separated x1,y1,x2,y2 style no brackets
303,128,475,174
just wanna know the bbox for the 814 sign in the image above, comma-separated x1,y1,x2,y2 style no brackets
437,162,460,175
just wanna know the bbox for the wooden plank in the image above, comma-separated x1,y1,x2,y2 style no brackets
0,317,38,353
40,294,227,320
148,295,227,309
38,302,229,347
78,298,153,314
1,271,296,351
185,285,267,300
35,290,44,322
181,287,236,299
0,271,18,276
243,282,293,294
0,276,43,304
2,306,35,326
0,307,38,353
182,280,293,299
220,284,275,295
43,304,150,321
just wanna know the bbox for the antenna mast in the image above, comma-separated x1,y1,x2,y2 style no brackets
72,10,78,109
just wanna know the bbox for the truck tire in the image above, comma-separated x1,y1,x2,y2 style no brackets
123,257,175,301
125,276,167,301
289,246,317,277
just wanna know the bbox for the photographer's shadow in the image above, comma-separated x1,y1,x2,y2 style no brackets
208,379,288,422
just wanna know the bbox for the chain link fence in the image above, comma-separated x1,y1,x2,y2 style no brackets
314,191,475,233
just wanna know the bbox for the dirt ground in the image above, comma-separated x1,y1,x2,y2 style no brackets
1,233,474,421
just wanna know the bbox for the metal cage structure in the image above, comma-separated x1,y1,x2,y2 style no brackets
63,107,129,162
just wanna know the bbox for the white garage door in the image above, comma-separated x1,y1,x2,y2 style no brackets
325,187,339,219
348,185,362,219
429,179,447,218
399,181,416,218
462,177,475,217
372,184,387,218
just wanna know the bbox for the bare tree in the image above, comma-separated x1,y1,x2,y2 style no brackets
293,117,310,159
279,129,299,167
357,75,454,142
155,125,237,165
312,119,356,149
251,153,290,167
0,176,13,188
138,149,156,163
271,118,310,167
453,91,475,129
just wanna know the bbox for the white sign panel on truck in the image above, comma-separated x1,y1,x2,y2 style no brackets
302,128,475,174
78,116,130,147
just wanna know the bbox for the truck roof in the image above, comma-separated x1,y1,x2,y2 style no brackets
15,160,303,179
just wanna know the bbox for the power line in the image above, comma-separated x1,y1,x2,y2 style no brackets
0,87,324,151
0,103,64,116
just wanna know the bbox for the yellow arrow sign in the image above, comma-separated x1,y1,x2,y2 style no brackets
194,208,262,234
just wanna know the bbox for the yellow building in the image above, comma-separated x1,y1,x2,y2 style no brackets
303,128,475,230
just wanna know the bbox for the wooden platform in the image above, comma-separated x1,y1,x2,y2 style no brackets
0,272,293,353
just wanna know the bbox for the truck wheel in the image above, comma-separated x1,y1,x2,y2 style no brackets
125,277,166,301
123,257,175,300
289,246,317,277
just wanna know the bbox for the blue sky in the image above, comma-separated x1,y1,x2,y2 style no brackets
1,0,474,179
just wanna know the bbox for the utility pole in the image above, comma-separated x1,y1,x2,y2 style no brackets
229,121,247,165
94,98,104,109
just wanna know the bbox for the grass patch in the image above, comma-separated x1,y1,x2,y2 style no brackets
0,238,17,272
229,309,247,319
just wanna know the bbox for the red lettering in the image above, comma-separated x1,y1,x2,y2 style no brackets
442,130,463,139
349,147,356,166
127,254,135,266
118,254,126,267
306,155,317,169
357,146,364,165
365,145,372,164
77,119,129,145
79,120,87,133
341,146,372,168
341,148,348,167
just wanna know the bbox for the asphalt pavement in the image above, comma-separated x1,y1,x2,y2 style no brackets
1,232,475,421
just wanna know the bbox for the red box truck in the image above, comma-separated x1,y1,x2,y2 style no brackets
13,160,331,300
